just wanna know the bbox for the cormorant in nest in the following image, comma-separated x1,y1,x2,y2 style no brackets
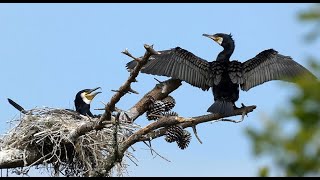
74,87,101,117
8,87,102,118
126,33,316,115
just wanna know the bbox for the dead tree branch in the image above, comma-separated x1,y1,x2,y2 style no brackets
0,148,42,169
138,105,256,142
100,44,160,124
124,78,182,122
192,126,203,144
92,104,256,176
63,44,161,143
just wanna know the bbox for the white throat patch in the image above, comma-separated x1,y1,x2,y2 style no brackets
216,37,223,45
81,92,92,104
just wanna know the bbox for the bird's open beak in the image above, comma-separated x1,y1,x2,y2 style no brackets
87,87,102,99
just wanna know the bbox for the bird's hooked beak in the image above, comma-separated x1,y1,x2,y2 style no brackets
86,87,102,100
203,33,223,45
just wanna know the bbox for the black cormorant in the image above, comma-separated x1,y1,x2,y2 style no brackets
74,87,101,117
126,33,316,115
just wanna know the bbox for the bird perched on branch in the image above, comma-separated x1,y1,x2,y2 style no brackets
126,33,317,116
74,87,101,117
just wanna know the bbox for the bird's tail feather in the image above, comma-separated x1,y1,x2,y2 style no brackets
7,98,26,114
207,100,234,116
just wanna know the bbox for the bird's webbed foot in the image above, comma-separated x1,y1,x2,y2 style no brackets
233,103,246,110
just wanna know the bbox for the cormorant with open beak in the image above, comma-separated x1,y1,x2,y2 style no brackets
74,87,102,117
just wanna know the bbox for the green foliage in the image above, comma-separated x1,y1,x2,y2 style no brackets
298,4,320,21
259,167,270,177
246,63,320,177
246,4,320,176
298,3,320,43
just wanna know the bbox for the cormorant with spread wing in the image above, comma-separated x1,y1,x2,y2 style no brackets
126,33,316,115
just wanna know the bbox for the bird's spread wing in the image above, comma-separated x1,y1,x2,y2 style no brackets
241,49,316,91
126,47,211,90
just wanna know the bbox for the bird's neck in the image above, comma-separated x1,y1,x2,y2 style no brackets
216,42,234,62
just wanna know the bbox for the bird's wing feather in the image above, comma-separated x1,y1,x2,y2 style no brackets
228,60,244,85
241,49,316,91
127,47,211,90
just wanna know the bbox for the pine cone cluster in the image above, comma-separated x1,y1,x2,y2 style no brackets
146,95,176,120
165,125,192,150
146,95,191,149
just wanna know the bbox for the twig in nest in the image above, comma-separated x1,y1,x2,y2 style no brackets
122,112,132,123
94,108,105,111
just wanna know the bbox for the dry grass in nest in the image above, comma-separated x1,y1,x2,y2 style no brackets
0,107,140,177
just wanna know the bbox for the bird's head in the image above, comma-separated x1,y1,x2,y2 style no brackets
76,87,102,105
202,33,234,48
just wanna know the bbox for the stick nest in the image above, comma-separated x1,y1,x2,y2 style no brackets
0,107,140,177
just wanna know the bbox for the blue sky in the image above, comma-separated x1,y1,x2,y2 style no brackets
0,3,319,177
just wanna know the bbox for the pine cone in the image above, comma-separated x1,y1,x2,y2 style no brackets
165,125,184,143
162,95,176,111
177,130,192,150
162,111,179,117
146,100,166,120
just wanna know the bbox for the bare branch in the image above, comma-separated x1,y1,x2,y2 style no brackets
138,105,257,142
153,78,162,83
192,126,203,144
62,44,159,146
66,117,113,143
125,78,182,122
89,105,256,177
99,44,159,124
0,148,42,168
142,141,171,162
128,87,139,94
143,44,161,55
121,48,140,61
